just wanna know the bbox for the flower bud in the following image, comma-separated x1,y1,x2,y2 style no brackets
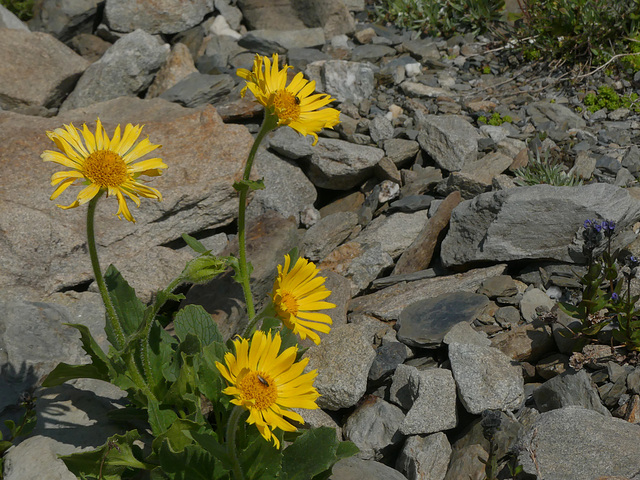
181,255,227,284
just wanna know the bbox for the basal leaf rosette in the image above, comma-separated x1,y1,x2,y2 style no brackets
237,53,340,145
41,118,167,222
215,330,320,448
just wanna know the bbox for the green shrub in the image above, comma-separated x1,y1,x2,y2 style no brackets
0,0,34,21
478,112,512,126
517,0,640,67
583,85,640,113
371,0,505,37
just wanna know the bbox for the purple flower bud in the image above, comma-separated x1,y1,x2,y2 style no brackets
611,292,619,302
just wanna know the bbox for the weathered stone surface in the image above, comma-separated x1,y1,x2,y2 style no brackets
349,265,507,322
246,149,317,223
105,0,214,34
343,396,405,461
303,138,385,190
449,342,524,414
304,324,376,410
330,456,409,480
60,30,169,112
416,114,479,171
517,407,640,480
28,0,100,41
322,60,376,104
0,98,250,300
490,321,555,362
393,191,461,275
146,42,198,98
441,184,640,267
302,212,358,261
0,29,89,111
354,210,430,259
0,5,28,30
533,369,611,416
396,432,451,480
400,368,458,435
396,292,490,348
326,241,393,295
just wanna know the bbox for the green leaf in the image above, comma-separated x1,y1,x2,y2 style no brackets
146,321,178,395
151,418,203,453
198,341,229,404
233,178,265,193
182,233,209,254
174,305,224,346
104,265,146,349
158,440,229,480
61,430,150,480
148,399,179,436
281,428,358,480
42,363,108,387
239,433,282,480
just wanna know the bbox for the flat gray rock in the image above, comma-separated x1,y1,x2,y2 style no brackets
441,183,640,267
246,149,317,224
159,72,234,108
304,324,376,410
60,30,169,112
322,60,375,104
330,456,408,480
416,114,479,171
396,432,451,480
0,29,89,111
303,138,385,190
105,0,213,34
516,407,640,480
449,342,524,414
350,265,507,322
532,369,610,416
396,292,490,348
343,397,405,461
400,368,458,435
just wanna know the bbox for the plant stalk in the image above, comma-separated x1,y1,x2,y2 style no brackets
226,406,247,480
87,193,125,348
236,113,278,325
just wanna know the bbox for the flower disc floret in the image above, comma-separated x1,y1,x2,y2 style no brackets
271,254,335,345
41,118,167,222
237,53,340,145
215,330,320,448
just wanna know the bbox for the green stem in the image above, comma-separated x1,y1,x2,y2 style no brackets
237,113,278,326
87,193,125,348
226,406,247,480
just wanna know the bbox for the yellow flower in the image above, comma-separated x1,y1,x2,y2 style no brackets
271,255,335,345
41,118,167,222
215,330,320,448
237,53,340,145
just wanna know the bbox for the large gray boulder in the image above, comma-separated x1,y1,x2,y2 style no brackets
105,0,214,34
441,183,640,267
516,407,640,480
0,29,89,111
60,30,169,112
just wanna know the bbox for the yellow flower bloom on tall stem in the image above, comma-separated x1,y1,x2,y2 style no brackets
237,53,340,145
271,255,335,345
41,118,167,222
216,330,320,448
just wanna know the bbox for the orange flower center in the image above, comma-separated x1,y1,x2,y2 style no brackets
275,290,299,318
237,371,278,409
83,150,127,187
272,90,301,123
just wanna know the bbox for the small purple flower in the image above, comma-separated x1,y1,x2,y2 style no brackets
584,219,592,229
593,222,602,233
611,292,619,302
602,220,615,237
